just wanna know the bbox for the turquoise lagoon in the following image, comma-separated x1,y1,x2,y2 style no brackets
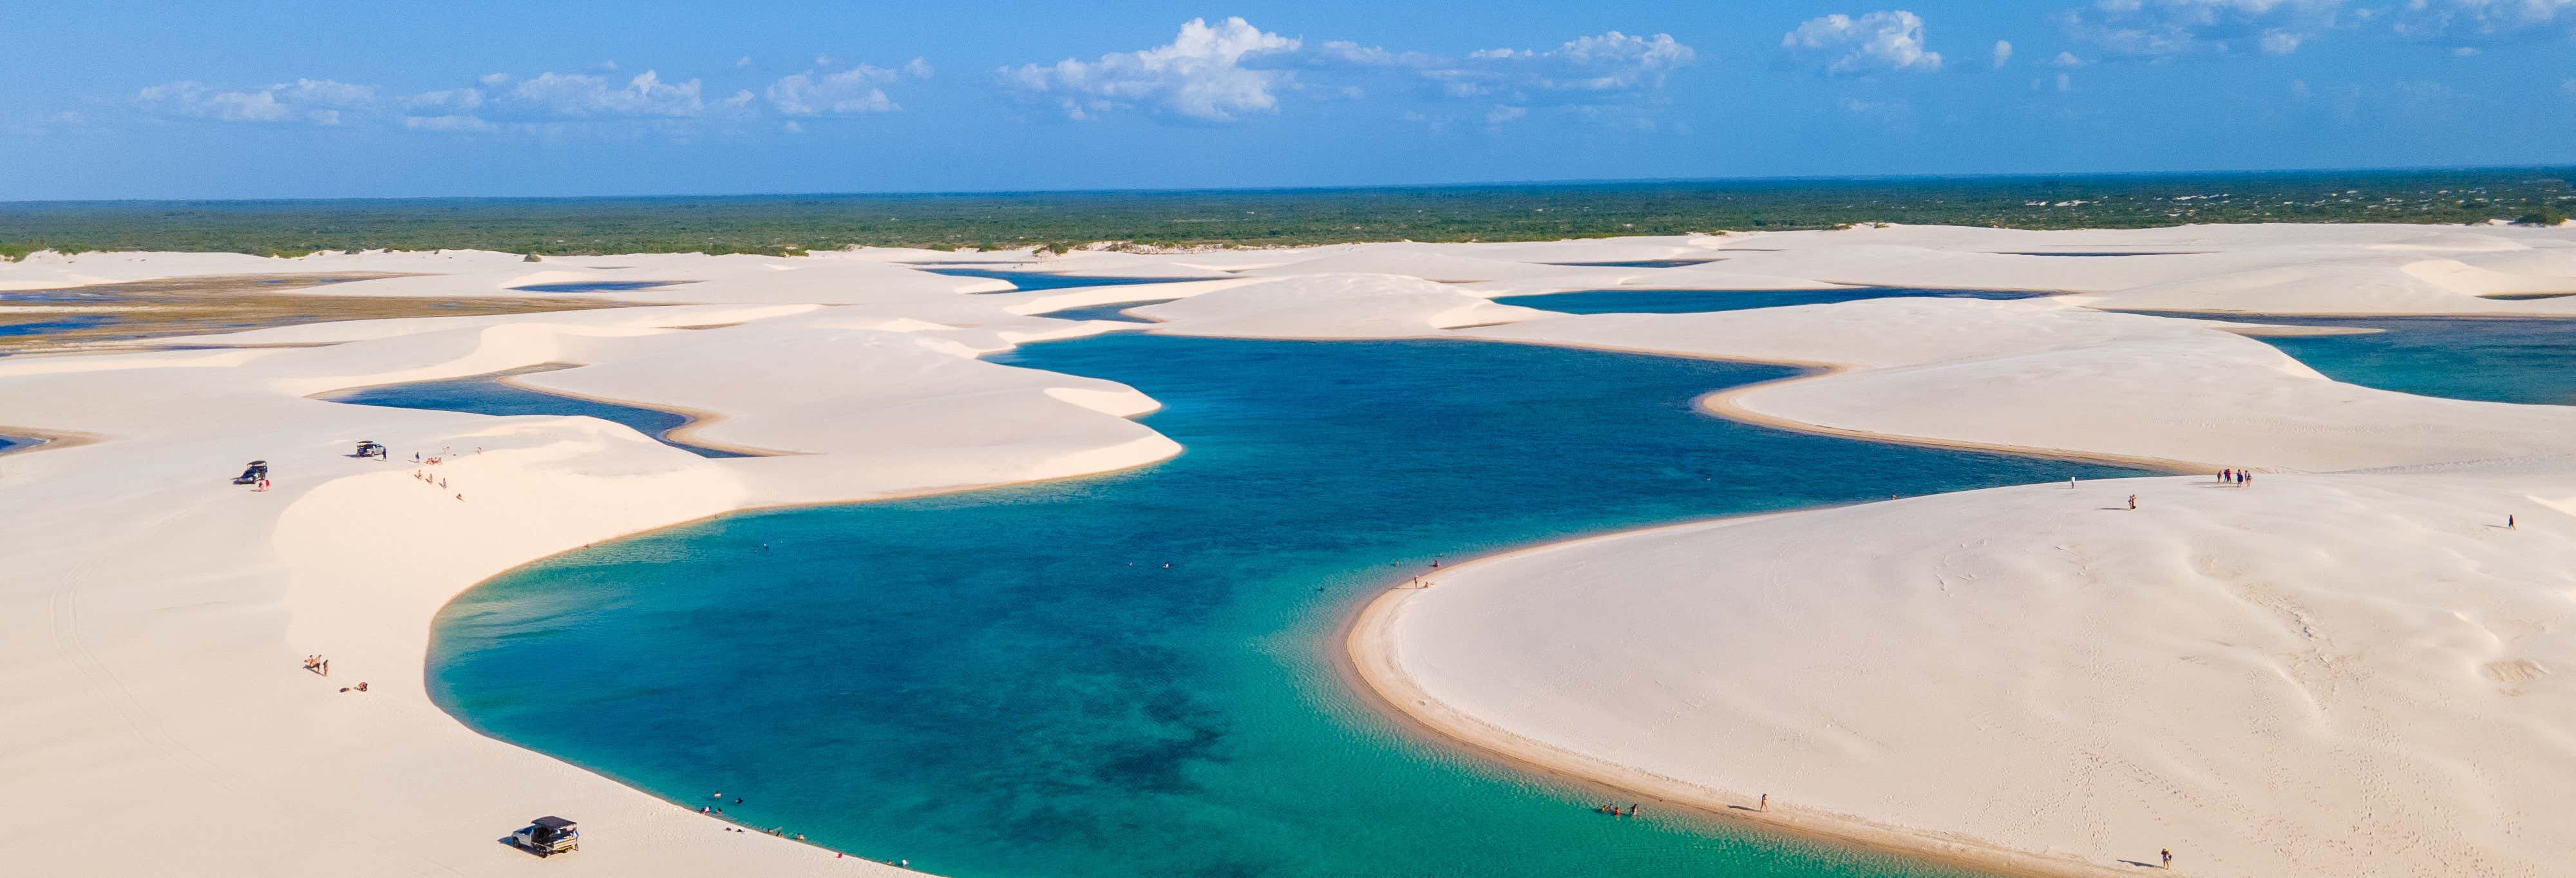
426,334,2147,878
2234,316,2576,406
923,267,1196,292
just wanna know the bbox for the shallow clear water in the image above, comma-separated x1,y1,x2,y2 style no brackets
509,281,680,293
0,434,41,454
1494,287,2042,315
1039,299,1175,323
430,335,2145,878
1998,252,2186,257
320,369,753,458
0,288,115,303
1540,258,1725,268
923,267,1198,292
2195,316,2576,406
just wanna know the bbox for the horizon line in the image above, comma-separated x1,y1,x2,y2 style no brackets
6,162,2571,209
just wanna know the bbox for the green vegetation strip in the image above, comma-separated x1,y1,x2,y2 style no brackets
3,169,2570,258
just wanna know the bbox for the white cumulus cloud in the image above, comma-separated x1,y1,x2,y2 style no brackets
133,78,377,124
495,70,710,119
2396,0,2576,40
767,59,929,116
1782,11,1944,74
133,59,921,138
2058,0,2345,57
402,114,497,133
1993,39,2015,67
1000,17,1300,121
1445,31,1696,95
1311,30,1693,126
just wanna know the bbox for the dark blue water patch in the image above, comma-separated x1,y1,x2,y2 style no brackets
2135,314,2576,406
432,334,2144,878
320,368,755,459
1041,299,1176,323
0,433,44,455
1540,258,1725,268
0,314,118,337
923,267,1197,292
1495,287,2045,315
509,281,683,294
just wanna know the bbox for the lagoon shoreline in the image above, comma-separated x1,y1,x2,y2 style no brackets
1338,519,2145,878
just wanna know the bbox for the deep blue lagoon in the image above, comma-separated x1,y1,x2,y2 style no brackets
430,334,2145,878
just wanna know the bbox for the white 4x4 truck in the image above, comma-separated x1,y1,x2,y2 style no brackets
512,816,580,857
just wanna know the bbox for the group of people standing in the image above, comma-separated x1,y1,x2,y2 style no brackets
2218,468,2255,486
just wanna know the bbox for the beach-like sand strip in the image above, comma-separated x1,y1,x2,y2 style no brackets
1343,519,2146,878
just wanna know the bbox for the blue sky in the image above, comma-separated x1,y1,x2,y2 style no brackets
5,1,2572,200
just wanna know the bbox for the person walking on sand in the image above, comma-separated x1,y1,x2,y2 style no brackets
2508,514,2516,529
1759,793,1768,812
2128,494,2137,511
2161,848,2172,869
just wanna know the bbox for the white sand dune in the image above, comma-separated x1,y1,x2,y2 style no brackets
1367,471,2576,878
1132,273,1549,338
1466,299,2576,471
0,292,1170,876
3,222,2576,878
